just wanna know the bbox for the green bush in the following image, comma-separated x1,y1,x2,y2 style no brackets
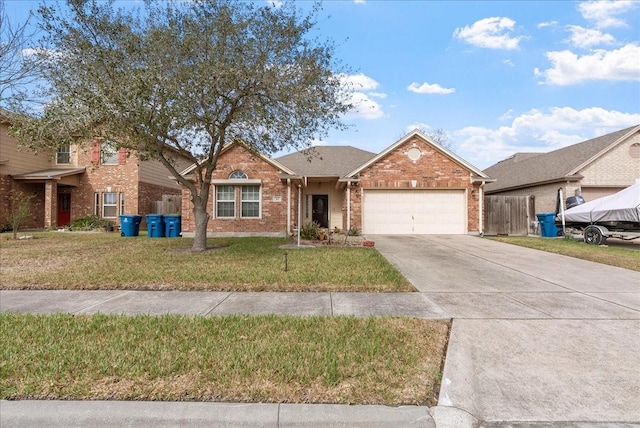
300,221,320,240
347,227,361,236
70,216,112,231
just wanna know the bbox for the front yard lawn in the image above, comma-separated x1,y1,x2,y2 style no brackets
0,313,449,406
0,232,413,292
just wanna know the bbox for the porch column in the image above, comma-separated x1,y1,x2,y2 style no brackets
44,180,57,228
346,182,351,232
287,179,291,235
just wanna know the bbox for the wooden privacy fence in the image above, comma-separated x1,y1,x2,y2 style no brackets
484,195,533,236
150,194,181,215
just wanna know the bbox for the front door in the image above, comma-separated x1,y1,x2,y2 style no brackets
312,195,328,228
57,193,71,227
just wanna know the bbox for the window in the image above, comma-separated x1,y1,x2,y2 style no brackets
119,192,125,215
94,193,100,216
241,185,260,217
214,171,262,219
56,145,70,164
216,185,235,217
102,193,117,218
101,142,119,165
230,170,248,179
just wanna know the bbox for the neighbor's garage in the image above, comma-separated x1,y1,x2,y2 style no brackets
362,189,467,234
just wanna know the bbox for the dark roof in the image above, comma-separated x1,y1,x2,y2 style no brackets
275,146,377,177
484,125,640,193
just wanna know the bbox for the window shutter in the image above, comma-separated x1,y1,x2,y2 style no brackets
118,148,126,165
91,143,101,165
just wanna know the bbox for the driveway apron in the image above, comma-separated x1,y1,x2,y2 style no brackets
371,234,640,425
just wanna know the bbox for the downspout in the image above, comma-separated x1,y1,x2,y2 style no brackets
347,182,351,232
297,184,302,247
478,184,484,236
287,179,291,236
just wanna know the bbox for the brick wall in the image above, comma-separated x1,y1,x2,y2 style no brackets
0,180,44,230
579,132,640,186
181,144,290,236
356,136,482,232
71,141,140,226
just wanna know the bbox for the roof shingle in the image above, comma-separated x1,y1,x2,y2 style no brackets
484,125,639,193
275,146,377,177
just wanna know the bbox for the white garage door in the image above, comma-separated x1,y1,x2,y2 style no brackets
363,189,466,234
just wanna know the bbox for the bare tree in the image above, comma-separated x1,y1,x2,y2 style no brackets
10,0,351,251
6,190,35,239
0,0,38,106
406,126,453,150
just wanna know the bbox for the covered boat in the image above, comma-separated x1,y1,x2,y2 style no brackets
562,181,640,224
558,181,640,244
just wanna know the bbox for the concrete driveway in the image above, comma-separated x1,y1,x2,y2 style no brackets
372,235,640,426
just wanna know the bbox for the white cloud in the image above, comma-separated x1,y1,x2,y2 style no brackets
368,92,388,99
341,73,379,91
405,122,432,134
353,0,366,3
453,17,523,50
565,25,615,48
339,73,385,120
535,43,640,85
407,82,455,95
503,59,515,67
537,21,558,29
578,0,638,28
454,107,640,168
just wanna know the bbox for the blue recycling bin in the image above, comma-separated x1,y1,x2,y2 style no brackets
536,212,560,237
146,214,165,238
120,215,142,237
164,215,182,238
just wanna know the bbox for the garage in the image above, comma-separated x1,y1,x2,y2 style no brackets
362,189,467,234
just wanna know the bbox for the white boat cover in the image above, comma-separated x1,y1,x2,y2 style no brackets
561,181,640,223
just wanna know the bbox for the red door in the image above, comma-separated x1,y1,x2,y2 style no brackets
57,194,71,227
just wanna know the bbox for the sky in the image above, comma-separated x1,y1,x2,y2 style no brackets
4,0,640,169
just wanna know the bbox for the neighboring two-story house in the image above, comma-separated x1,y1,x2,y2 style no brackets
0,110,185,230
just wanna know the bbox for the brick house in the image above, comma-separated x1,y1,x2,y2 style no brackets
0,111,186,230
483,125,640,213
179,130,493,236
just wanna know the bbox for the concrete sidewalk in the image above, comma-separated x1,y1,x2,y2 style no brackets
0,289,447,318
0,400,437,428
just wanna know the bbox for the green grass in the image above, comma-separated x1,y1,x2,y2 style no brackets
0,313,450,405
0,232,412,292
487,236,640,272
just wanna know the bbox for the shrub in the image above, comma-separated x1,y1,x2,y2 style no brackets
6,191,36,239
300,221,321,240
70,216,111,231
348,227,361,236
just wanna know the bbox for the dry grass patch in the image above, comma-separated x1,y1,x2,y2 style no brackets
488,236,640,272
0,232,412,292
0,313,449,406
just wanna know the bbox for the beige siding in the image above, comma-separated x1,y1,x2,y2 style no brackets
490,182,581,214
139,157,184,189
302,181,342,229
0,123,54,174
578,131,640,186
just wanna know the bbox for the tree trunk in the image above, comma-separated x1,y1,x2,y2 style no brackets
192,198,210,252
